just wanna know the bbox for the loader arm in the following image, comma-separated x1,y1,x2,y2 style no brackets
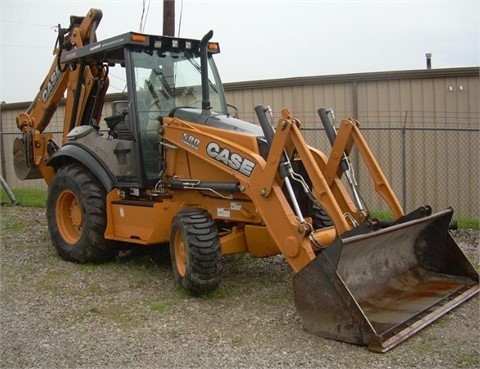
162,116,318,272
164,108,477,353
161,107,403,272
14,8,107,184
326,117,404,220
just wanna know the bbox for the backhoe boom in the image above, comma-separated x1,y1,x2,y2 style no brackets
14,9,106,184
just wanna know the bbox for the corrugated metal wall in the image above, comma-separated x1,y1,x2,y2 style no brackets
1,68,478,218
223,68,479,218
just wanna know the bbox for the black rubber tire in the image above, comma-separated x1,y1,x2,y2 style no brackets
46,163,116,263
170,208,223,295
311,202,334,229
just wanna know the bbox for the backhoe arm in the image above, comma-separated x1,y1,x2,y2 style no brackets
14,9,106,184
16,9,103,134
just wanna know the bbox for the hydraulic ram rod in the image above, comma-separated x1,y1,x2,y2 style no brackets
318,108,366,214
254,105,306,224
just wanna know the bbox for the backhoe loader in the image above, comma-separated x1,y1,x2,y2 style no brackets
14,9,478,352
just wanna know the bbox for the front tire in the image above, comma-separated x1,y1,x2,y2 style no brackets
46,163,115,263
170,209,223,295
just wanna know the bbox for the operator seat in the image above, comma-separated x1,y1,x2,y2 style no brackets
105,100,133,140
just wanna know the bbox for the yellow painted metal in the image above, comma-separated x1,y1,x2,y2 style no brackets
220,227,248,255
56,189,82,244
244,224,281,257
104,190,180,245
172,229,187,277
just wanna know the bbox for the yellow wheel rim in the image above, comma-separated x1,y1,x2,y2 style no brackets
56,190,83,244
173,230,186,277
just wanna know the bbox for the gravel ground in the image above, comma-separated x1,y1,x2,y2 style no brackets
1,206,478,369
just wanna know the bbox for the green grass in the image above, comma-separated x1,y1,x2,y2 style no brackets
458,217,479,230
0,188,47,207
149,299,173,312
370,210,395,221
455,353,479,367
370,210,479,230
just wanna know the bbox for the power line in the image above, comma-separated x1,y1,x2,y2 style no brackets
1,44,51,49
139,0,152,33
139,0,146,32
144,0,152,32
0,18,55,29
178,0,184,37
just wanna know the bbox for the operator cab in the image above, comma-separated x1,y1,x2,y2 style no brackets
129,36,228,183
61,31,264,188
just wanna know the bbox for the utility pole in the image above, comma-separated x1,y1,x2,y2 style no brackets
163,0,175,36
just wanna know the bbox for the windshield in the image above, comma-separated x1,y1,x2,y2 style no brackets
131,48,225,117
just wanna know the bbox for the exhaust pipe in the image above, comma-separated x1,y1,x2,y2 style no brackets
200,30,214,111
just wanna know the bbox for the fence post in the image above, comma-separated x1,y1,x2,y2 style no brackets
1,175,18,205
402,111,408,212
0,107,7,180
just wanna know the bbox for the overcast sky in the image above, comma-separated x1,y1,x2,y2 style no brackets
1,0,478,103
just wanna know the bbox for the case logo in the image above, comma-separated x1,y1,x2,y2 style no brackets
42,66,62,103
206,142,255,177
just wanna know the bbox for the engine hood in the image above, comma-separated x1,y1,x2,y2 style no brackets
170,108,264,137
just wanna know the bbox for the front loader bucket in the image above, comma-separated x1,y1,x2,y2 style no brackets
293,208,479,352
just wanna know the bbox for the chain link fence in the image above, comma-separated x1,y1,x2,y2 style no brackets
1,123,479,219
301,126,479,219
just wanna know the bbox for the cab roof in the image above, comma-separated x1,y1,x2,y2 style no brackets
60,32,220,65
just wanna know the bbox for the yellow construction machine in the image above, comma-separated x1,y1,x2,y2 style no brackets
14,9,478,352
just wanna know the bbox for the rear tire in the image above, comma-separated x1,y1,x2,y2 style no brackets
46,163,116,263
312,202,334,229
170,208,223,295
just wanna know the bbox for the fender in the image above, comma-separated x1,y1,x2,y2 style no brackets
47,144,115,191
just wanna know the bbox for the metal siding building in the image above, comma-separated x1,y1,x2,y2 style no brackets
223,67,479,218
1,67,478,218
